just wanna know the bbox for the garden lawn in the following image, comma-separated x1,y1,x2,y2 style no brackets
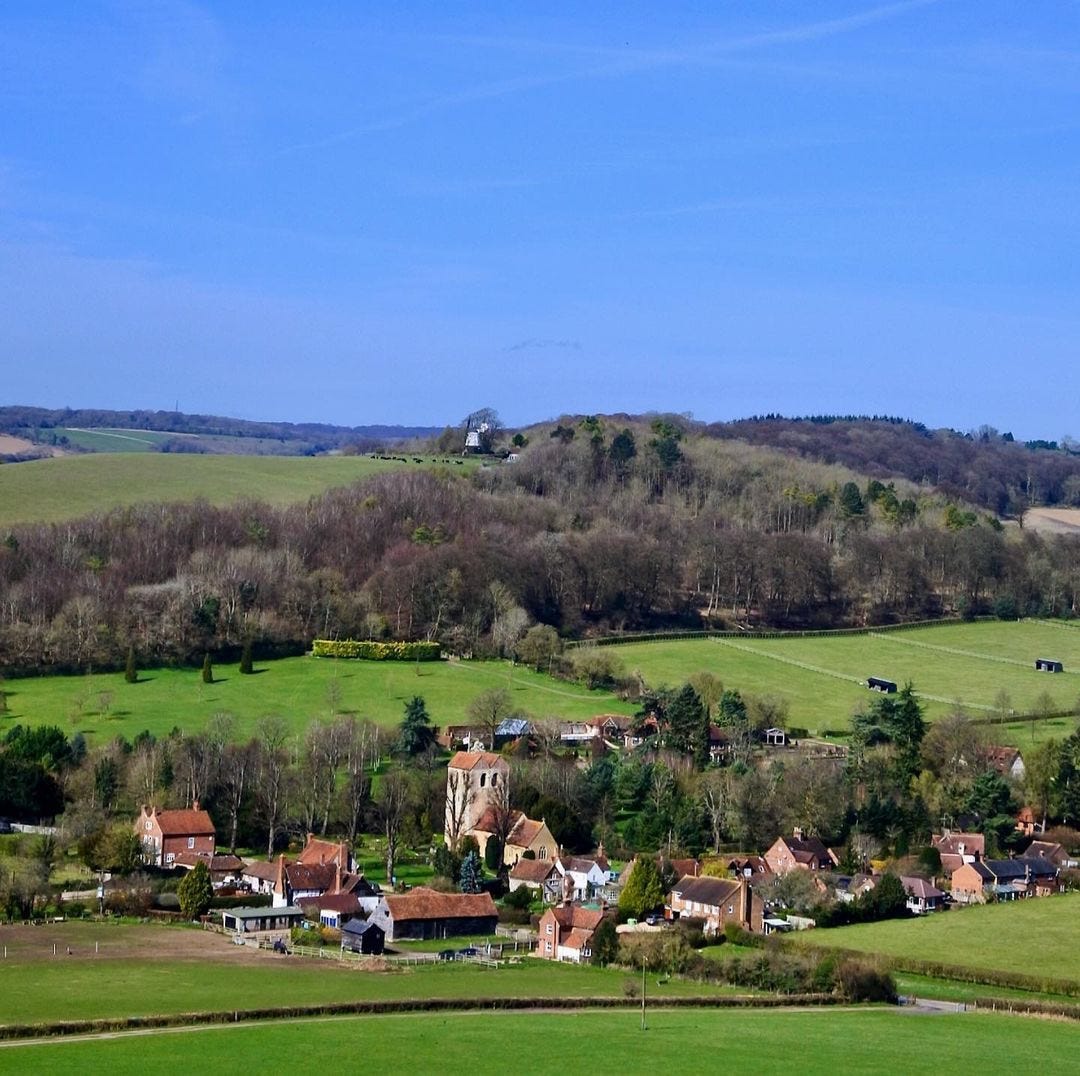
794,891,1080,983
3,1009,1079,1074
0,654,632,744
612,620,1080,739
0,452,480,527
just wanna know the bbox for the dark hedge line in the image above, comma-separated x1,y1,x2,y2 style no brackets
0,993,841,1041
569,616,998,648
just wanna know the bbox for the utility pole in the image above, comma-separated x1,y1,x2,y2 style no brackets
641,955,647,1031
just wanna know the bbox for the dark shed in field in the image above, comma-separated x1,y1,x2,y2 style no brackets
867,677,898,693
340,917,385,955
1035,658,1064,673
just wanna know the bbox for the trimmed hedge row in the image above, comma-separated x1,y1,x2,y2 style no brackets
0,993,840,1041
311,639,441,661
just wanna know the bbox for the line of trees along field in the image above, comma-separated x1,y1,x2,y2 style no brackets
1,416,1080,675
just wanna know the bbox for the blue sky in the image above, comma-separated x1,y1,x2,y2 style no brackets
1,2,1078,437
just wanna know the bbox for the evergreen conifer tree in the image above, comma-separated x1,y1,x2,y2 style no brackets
397,695,435,755
178,860,213,919
459,850,483,894
239,638,254,675
617,857,665,919
124,646,137,684
201,653,214,684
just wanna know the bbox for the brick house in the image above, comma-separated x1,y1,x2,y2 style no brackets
508,858,561,901
135,804,215,868
763,830,837,875
950,856,1061,904
537,904,606,963
930,831,985,877
668,876,763,936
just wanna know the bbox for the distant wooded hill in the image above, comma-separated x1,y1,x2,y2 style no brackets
0,405,441,454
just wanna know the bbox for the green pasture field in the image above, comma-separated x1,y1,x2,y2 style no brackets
47,428,175,452
3,1009,1078,1074
794,891,1080,983
613,621,1080,741
891,972,1077,1005
0,452,477,527
0,921,720,1026
0,654,632,744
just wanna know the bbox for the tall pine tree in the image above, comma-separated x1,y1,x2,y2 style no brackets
397,696,435,755
201,653,214,684
459,850,483,894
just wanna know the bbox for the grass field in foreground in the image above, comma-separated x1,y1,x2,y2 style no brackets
794,891,1080,982
3,1009,1079,1075
0,655,631,744
613,620,1080,740
0,452,478,527
0,922,720,1025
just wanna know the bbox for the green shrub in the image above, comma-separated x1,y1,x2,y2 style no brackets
312,639,441,661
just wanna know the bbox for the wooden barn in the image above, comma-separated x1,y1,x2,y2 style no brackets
867,677,897,693
1035,658,1064,673
368,887,498,942
340,917,385,955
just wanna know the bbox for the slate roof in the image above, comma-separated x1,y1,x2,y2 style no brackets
900,876,945,900
548,905,605,932
241,860,279,882
558,854,610,875
382,888,498,923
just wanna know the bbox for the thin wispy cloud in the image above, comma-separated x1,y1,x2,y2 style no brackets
276,0,939,156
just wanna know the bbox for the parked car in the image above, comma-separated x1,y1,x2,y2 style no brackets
457,946,479,957
438,949,457,962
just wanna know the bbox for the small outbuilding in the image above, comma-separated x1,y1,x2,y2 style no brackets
867,677,897,693
340,917,385,955
764,727,787,747
1035,658,1064,673
221,905,304,942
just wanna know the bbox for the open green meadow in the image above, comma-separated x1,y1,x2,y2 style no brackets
795,891,1080,983
0,655,631,744
613,621,1080,741
0,921,720,1026
0,452,477,527
3,1008,1078,1074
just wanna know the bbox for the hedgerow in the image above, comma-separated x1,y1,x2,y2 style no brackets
311,639,441,661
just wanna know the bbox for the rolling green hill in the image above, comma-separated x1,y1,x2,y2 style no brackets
0,654,633,744
794,891,1080,983
0,453,475,526
609,620,1080,742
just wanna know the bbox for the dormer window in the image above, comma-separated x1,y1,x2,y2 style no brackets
480,773,486,788
491,773,498,786
145,821,152,831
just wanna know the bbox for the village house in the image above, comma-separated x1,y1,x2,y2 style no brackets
668,875,762,936
931,831,985,877
727,856,771,880
368,887,498,942
950,856,1061,904
537,903,606,963
554,849,611,902
472,807,557,866
763,830,837,875
985,746,1025,782
901,876,946,914
508,858,561,901
135,804,215,868
259,834,380,910
171,851,243,888
1025,840,1077,869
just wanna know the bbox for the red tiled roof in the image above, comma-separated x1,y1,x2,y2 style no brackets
549,905,605,932
510,859,558,883
298,837,350,868
932,832,985,857
508,816,547,848
171,852,242,872
448,751,506,772
562,929,592,950
151,808,215,836
285,863,337,891
472,807,522,835
241,860,279,882
382,887,497,923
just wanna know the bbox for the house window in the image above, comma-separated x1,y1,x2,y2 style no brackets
538,848,547,860
546,923,553,934
545,941,552,952
145,821,152,831
491,773,498,786
166,853,175,863
188,837,195,849
728,905,734,914
480,773,486,788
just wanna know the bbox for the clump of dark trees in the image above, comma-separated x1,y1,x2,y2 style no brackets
3,415,1080,677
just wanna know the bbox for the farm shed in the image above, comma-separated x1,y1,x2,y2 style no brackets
221,906,304,940
764,727,787,747
1035,658,1064,673
867,677,897,693
340,917,385,955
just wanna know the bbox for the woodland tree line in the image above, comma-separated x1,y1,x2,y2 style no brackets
2,417,1080,675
